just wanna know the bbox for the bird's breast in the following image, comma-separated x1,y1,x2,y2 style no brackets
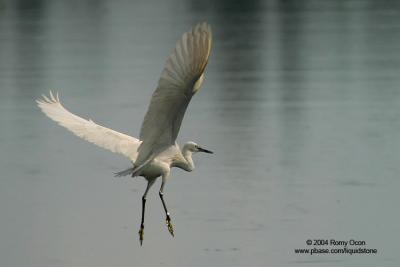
140,159,170,179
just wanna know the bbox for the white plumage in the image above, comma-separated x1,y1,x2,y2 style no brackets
137,22,212,166
36,91,141,161
37,22,213,245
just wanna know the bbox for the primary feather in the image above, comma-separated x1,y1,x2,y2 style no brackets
136,22,212,165
36,91,141,162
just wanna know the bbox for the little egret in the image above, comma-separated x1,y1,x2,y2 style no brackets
36,22,213,245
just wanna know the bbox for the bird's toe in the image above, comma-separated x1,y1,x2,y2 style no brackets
166,215,174,237
138,225,144,246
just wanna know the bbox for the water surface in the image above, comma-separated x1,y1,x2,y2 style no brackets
1,0,399,266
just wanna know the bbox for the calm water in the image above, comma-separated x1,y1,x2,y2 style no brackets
1,0,400,266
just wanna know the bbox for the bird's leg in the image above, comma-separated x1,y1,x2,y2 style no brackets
159,191,174,236
139,196,145,246
139,180,155,246
159,179,174,237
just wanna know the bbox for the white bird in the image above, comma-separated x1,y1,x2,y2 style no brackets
36,22,213,245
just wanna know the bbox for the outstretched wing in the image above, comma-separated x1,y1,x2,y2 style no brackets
136,22,212,165
37,92,141,162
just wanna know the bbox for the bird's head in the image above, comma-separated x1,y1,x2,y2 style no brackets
183,141,213,154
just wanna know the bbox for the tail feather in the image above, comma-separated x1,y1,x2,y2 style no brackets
115,156,154,178
114,167,134,177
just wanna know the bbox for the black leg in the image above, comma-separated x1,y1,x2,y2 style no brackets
159,191,174,237
138,196,146,246
138,180,154,246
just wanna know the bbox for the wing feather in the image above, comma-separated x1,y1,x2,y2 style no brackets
136,22,212,165
37,92,141,161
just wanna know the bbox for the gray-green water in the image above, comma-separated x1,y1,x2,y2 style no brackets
1,0,399,266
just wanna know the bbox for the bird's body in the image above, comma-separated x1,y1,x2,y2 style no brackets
119,142,200,176
137,144,189,179
37,22,213,245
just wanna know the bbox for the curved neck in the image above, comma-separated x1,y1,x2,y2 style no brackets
181,147,194,172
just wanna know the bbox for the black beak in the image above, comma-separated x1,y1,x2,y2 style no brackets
198,147,213,154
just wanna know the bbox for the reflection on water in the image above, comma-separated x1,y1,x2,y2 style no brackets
1,0,400,266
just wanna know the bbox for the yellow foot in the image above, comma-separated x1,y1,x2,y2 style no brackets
138,225,144,246
166,215,174,237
